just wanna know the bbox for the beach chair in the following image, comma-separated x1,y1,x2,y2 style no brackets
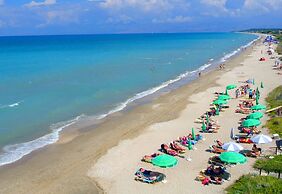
134,168,166,184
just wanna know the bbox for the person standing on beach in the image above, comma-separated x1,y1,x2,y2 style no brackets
198,71,201,77
249,89,253,99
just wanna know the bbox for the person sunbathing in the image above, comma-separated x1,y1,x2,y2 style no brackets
236,137,253,144
161,144,180,157
206,165,224,176
235,109,252,114
215,140,223,147
142,153,160,163
170,141,186,153
239,104,251,110
210,145,225,153
210,176,223,185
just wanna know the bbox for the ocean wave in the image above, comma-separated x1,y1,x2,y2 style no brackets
0,35,260,167
0,115,83,166
0,101,23,109
220,35,260,62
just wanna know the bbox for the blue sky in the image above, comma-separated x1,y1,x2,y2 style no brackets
0,0,281,36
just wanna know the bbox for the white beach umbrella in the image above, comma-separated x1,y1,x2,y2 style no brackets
222,142,243,152
251,134,272,144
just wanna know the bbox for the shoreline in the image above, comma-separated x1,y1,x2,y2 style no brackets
88,36,281,194
0,35,279,194
0,33,259,167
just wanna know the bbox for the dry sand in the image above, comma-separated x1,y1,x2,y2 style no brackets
88,37,282,194
0,35,281,194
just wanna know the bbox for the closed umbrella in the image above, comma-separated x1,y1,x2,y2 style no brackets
188,138,193,150
152,154,178,168
251,134,272,144
201,121,207,132
222,142,244,152
206,113,209,125
219,152,247,164
192,128,196,140
230,128,235,140
216,105,219,115
247,112,263,120
242,119,261,127
251,104,266,110
255,95,259,105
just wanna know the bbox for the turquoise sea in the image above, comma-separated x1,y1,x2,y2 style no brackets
0,32,258,166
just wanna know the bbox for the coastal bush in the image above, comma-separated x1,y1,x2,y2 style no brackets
226,174,282,194
253,155,282,175
265,86,282,109
265,117,282,136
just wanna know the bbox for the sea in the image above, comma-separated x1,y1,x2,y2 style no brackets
0,32,259,166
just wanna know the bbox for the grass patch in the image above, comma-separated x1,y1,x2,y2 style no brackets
265,86,282,109
265,117,282,136
226,174,282,194
254,155,282,174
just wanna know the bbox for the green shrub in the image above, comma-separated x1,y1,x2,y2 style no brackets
265,117,282,136
265,86,282,109
226,174,282,194
254,155,282,174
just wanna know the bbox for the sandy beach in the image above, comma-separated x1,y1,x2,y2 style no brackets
0,35,281,194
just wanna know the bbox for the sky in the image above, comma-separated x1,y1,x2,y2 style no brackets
0,0,281,36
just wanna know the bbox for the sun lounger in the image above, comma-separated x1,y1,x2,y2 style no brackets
134,168,166,184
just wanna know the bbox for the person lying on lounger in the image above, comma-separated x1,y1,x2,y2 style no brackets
161,144,184,157
210,145,225,153
170,141,186,153
236,137,253,144
235,109,252,114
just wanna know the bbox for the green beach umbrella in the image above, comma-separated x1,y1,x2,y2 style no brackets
261,81,264,88
242,119,261,127
247,112,263,120
219,152,247,164
255,95,259,105
192,128,196,140
152,154,178,168
206,113,209,125
213,99,227,105
218,95,231,101
251,104,266,110
226,84,237,90
202,121,207,132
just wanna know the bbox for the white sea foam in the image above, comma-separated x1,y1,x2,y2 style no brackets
220,35,260,62
0,35,260,167
0,115,83,166
0,101,23,109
